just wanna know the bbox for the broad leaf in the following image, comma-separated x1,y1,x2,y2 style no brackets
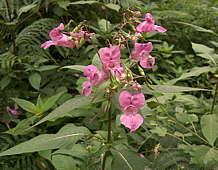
111,150,149,170
28,72,41,90
12,98,37,113
0,124,89,156
201,114,218,146
176,112,198,124
34,96,101,126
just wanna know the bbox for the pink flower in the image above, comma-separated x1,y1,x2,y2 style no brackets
119,91,145,110
120,113,144,132
136,13,167,33
83,65,98,78
41,23,74,49
140,56,155,69
139,154,145,158
99,46,121,63
6,104,21,116
119,91,145,132
102,62,124,79
130,42,153,60
130,42,156,69
82,65,108,96
82,81,92,96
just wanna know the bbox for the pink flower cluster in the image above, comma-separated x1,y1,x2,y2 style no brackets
41,23,94,49
119,91,145,132
6,104,21,116
82,45,124,96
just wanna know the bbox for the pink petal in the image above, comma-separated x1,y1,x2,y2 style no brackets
41,41,57,49
140,56,155,69
145,13,155,24
120,113,144,132
82,81,92,96
83,65,98,77
136,22,155,33
119,91,133,108
154,25,167,32
99,46,121,63
131,93,145,108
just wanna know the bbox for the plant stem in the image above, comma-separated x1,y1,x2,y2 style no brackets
107,99,112,144
210,78,218,114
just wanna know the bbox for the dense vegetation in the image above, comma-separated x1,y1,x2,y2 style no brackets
0,0,218,169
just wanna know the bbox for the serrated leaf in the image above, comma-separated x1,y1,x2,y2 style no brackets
29,72,41,90
34,96,101,126
201,114,218,146
12,98,36,113
0,124,89,156
61,65,85,72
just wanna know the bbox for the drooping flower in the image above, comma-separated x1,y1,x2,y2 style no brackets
82,65,108,96
6,104,21,116
130,42,153,60
99,46,121,63
99,46,124,79
119,90,145,131
120,112,144,132
136,13,167,33
119,90,145,110
130,42,155,69
41,23,74,49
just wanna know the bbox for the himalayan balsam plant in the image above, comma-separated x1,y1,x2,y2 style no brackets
41,12,166,169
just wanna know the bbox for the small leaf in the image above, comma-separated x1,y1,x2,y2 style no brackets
29,72,41,90
201,114,218,146
176,112,198,124
0,124,89,156
12,98,36,113
18,2,37,17
0,76,11,90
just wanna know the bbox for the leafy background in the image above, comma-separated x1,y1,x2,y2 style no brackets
0,0,218,169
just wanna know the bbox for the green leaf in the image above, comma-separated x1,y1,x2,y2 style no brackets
18,2,37,17
201,114,218,146
192,43,217,65
179,144,211,165
111,150,149,170
41,91,66,113
28,72,41,90
105,4,120,12
0,124,90,156
142,85,209,94
150,127,167,136
69,1,99,5
92,53,102,70
176,22,218,36
169,67,215,84
98,19,111,33
176,112,198,124
0,76,11,90
34,96,101,126
61,65,85,72
12,98,37,113
6,116,38,136
37,65,59,72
